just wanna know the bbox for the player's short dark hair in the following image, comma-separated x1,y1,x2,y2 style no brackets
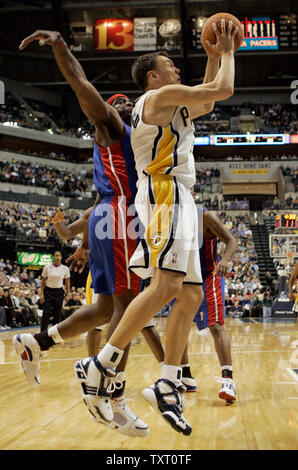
131,51,169,91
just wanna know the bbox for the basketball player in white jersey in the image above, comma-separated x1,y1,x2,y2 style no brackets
74,20,237,435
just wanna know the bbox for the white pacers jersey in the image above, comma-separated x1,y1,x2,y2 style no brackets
131,89,196,189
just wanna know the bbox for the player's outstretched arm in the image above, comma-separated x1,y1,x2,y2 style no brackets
19,31,124,145
52,195,101,241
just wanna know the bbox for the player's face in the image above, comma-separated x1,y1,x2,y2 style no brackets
153,55,181,86
112,97,134,123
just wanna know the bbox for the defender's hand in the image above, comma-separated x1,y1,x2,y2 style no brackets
214,259,230,278
66,246,89,274
19,30,61,50
51,208,65,225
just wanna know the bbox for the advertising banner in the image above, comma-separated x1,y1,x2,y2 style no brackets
17,252,54,267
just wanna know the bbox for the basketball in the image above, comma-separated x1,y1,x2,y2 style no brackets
201,12,244,56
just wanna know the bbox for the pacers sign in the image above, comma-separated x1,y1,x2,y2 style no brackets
94,19,134,51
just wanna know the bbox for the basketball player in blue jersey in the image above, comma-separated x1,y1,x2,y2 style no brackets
13,29,154,438
69,20,237,436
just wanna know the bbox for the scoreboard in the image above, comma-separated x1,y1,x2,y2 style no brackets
239,17,278,51
276,214,298,229
279,14,298,50
191,14,298,52
212,134,287,146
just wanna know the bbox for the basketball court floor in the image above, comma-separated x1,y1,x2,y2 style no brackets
0,317,297,451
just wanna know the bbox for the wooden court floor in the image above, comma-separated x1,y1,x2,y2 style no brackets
0,317,297,451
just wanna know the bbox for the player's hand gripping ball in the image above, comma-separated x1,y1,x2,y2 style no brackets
201,12,244,56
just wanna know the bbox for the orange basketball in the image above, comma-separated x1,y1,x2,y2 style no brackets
201,12,244,56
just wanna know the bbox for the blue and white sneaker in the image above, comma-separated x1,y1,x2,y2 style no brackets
108,394,150,437
142,379,192,436
182,376,198,392
218,377,237,403
74,356,122,424
13,333,41,387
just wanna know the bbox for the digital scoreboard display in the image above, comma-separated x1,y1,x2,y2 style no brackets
191,14,298,52
279,14,298,50
239,17,278,51
212,134,286,146
276,214,298,229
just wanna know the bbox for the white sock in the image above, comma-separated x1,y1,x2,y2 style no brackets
48,325,64,344
161,364,183,388
117,371,125,383
221,365,233,371
97,342,124,369
159,361,164,367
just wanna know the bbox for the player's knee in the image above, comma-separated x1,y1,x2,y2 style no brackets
187,285,203,309
209,321,223,337
153,271,184,304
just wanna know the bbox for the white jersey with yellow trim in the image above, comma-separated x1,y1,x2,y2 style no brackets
131,89,196,189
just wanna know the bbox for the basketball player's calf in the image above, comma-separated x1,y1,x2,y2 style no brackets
143,283,203,436
209,322,236,403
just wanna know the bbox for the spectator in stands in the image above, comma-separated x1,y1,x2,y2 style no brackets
3,288,16,327
243,294,252,314
262,290,273,317
251,289,263,317
62,292,84,319
0,287,9,329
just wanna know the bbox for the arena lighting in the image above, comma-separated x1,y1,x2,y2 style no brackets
3,121,18,127
291,135,298,143
194,136,210,145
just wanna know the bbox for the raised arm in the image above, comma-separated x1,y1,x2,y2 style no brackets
52,204,97,241
19,31,125,146
144,20,236,123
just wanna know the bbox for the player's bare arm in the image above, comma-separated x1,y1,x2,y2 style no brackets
52,195,100,241
288,261,298,301
64,194,101,273
143,21,236,125
19,30,125,146
203,211,239,278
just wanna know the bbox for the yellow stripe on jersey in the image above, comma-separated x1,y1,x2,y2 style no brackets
145,126,176,175
85,271,93,306
146,175,175,267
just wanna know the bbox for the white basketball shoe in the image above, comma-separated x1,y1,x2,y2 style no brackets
142,379,192,435
13,333,41,387
218,377,237,403
108,394,149,437
74,355,122,424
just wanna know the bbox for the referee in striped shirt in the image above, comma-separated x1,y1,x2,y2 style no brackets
40,251,71,331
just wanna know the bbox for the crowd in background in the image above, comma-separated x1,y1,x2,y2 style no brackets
2,95,297,139
195,103,298,136
0,202,83,247
0,258,87,329
216,212,277,317
0,159,92,198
